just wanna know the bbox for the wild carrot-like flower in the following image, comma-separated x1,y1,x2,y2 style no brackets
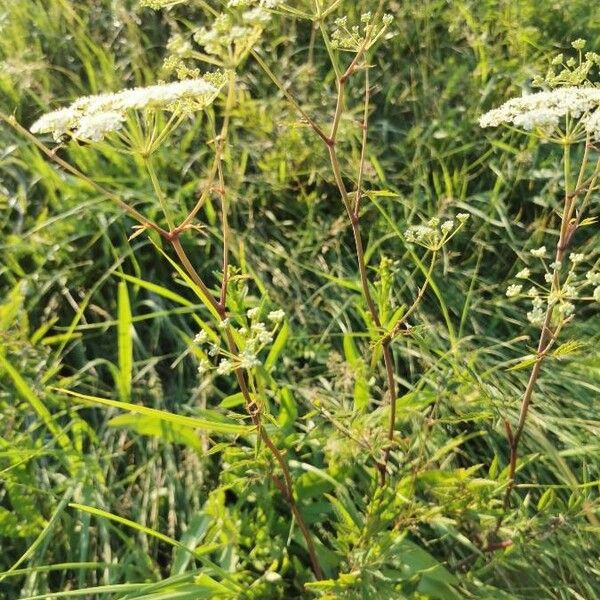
479,86,600,141
30,77,223,142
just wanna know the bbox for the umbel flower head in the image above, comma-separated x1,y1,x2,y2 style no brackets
30,76,224,142
479,86,600,141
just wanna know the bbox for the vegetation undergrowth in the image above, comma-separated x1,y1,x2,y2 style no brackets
1,1,600,598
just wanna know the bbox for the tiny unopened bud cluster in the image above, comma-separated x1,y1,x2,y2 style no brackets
331,13,394,52
404,212,470,250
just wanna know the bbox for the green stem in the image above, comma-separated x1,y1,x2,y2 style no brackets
496,139,585,529
145,158,175,230
172,240,323,580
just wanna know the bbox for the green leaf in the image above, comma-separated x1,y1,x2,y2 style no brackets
0,487,74,584
107,414,203,451
0,283,24,331
53,388,252,435
506,354,537,371
277,387,297,430
343,333,369,412
552,339,585,358
115,272,194,307
117,281,133,401
172,514,210,575
399,538,458,585
69,504,214,573
0,356,71,452
219,392,246,409
265,320,289,370
537,487,555,511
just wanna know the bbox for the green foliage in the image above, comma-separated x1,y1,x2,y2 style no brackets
1,1,600,599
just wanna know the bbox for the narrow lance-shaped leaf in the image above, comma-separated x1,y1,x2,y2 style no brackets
117,281,133,401
53,387,252,435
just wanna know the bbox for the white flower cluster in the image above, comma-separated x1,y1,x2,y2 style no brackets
506,249,600,325
404,213,469,250
30,77,222,142
194,307,286,378
479,86,600,139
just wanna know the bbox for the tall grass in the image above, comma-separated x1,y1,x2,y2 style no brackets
1,1,600,598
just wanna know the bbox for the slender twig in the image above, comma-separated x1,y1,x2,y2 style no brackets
178,71,236,232
252,40,400,485
250,50,331,145
174,243,323,579
176,149,222,232
381,252,438,345
170,237,222,314
144,157,175,230
327,53,398,485
217,160,229,309
171,74,323,578
353,70,370,217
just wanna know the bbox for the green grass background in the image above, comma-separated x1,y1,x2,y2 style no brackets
1,0,600,598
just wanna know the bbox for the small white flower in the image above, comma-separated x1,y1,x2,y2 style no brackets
218,318,230,330
267,309,285,323
197,359,211,376
544,273,554,283
516,268,530,279
569,252,585,264
506,284,522,298
527,308,545,326
216,359,233,375
587,272,600,285
30,77,223,143
441,220,454,234
530,246,547,258
585,109,600,141
73,111,124,141
558,302,575,317
258,332,273,345
242,7,271,24
246,307,260,320
532,296,545,309
194,330,208,344
30,106,79,140
456,213,470,223
404,225,436,246
239,349,260,369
